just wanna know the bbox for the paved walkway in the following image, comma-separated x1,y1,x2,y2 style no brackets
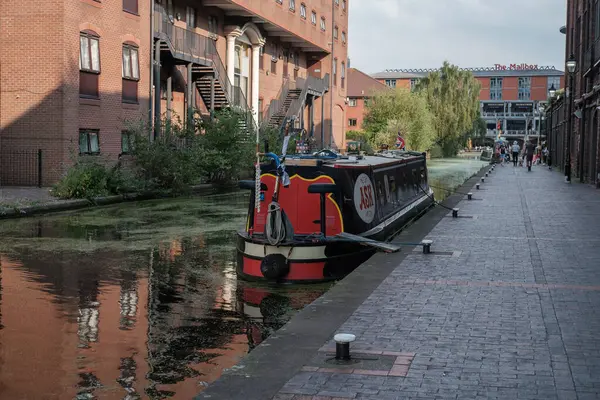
270,165,600,400
0,186,58,208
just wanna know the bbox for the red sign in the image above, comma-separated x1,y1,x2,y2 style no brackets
359,184,374,211
494,63,540,71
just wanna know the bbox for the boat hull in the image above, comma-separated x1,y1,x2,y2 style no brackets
236,191,433,283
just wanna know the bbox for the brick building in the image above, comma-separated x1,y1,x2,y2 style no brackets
545,0,600,186
0,0,348,185
372,65,565,141
346,67,387,132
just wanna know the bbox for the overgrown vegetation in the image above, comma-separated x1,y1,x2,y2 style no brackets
363,88,436,152
53,109,255,199
361,61,482,157
415,61,482,156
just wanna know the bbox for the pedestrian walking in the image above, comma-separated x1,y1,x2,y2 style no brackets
499,145,506,166
525,140,536,171
511,141,520,167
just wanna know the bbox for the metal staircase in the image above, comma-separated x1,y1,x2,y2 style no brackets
268,88,302,128
262,75,330,133
153,6,255,134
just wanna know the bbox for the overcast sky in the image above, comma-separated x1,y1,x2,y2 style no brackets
348,0,567,74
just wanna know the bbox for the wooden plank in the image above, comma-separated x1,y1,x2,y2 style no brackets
334,232,401,253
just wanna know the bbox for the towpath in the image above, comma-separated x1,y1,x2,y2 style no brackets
199,164,600,400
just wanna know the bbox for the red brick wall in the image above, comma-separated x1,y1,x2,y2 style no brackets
502,77,518,100
0,0,66,185
1,0,150,185
346,97,366,132
477,77,490,100
531,76,548,101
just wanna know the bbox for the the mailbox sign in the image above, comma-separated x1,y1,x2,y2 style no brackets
494,64,543,71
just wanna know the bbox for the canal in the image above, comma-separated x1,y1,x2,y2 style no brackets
0,157,486,399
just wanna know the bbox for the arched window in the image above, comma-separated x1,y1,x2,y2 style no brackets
334,26,338,39
79,30,100,98
341,62,346,89
320,17,326,31
122,41,139,103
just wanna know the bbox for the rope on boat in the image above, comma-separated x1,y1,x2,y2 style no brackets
265,201,286,245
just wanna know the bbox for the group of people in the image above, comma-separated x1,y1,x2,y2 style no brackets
497,140,549,170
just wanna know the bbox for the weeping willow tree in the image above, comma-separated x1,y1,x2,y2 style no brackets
362,88,436,152
415,61,481,156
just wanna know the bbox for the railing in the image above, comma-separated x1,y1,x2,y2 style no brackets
154,6,257,133
261,78,290,127
0,148,43,187
281,74,330,132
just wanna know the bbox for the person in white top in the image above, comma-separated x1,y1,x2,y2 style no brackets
511,141,520,167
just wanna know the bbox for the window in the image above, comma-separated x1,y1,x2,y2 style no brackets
122,44,139,103
348,98,357,107
333,58,337,85
300,3,306,18
79,31,100,98
320,17,326,31
289,0,295,11
123,0,138,14
349,119,357,127
186,6,195,28
490,77,503,100
410,78,420,92
547,76,560,96
311,11,317,25
518,77,531,100
121,131,133,154
342,31,346,44
341,62,346,89
271,55,277,74
208,16,218,35
259,46,264,70
334,26,338,39
384,79,396,88
79,129,100,155
342,0,346,11
335,0,339,5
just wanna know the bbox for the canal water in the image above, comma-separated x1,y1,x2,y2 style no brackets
0,157,485,399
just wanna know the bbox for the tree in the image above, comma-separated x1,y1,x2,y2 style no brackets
362,88,436,152
415,61,481,156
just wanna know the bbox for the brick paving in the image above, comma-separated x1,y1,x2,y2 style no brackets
273,165,600,400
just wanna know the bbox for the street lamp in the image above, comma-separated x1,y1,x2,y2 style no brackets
538,103,544,150
549,84,556,98
565,54,577,183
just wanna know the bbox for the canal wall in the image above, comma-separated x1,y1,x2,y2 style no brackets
0,183,230,219
196,164,490,400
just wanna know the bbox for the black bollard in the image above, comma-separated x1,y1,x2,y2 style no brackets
468,192,473,200
476,183,480,190
421,240,433,254
452,208,459,218
334,334,356,361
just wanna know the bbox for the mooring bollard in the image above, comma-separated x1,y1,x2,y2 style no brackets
476,183,480,190
481,177,485,183
334,333,356,361
421,239,433,254
485,172,488,177
468,192,473,200
452,208,459,218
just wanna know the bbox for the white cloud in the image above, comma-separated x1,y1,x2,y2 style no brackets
348,0,567,73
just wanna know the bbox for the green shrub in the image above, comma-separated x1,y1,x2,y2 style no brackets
53,161,112,199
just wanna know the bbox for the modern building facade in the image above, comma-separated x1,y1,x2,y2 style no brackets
372,65,565,143
346,67,388,132
545,0,600,186
0,0,348,185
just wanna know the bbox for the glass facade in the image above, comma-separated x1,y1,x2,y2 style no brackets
518,77,531,100
547,76,561,96
490,77,502,100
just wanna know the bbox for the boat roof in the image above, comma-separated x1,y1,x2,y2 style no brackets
285,151,424,169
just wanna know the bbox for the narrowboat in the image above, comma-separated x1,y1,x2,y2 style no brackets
237,149,434,283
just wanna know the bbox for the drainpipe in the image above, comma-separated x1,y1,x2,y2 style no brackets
329,0,335,148
149,0,155,141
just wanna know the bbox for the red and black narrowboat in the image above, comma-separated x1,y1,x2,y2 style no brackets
237,149,434,283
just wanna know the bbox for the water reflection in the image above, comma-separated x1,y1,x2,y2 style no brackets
428,158,487,200
0,159,482,399
0,193,329,399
